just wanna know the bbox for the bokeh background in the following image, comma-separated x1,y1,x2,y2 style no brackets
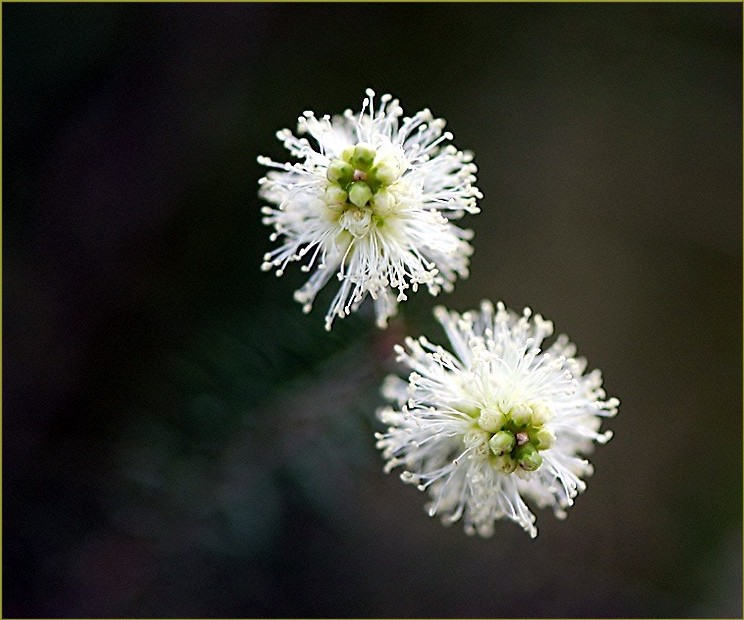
4,3,742,617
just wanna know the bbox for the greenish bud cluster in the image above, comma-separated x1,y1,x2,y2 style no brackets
488,430,515,456
325,143,401,214
474,402,555,473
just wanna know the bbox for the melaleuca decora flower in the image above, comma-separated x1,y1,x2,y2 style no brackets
376,301,619,538
258,89,482,331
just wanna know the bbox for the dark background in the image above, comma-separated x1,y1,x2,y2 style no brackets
3,3,742,617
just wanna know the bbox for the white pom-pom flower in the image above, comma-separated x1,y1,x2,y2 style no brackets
258,89,482,331
376,301,619,538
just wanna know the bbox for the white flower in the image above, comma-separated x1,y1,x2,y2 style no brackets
376,301,619,538
258,88,482,331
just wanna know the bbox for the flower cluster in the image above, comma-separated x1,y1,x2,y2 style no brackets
259,89,481,330
258,89,618,539
375,301,619,537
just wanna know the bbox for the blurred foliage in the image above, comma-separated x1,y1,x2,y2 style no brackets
108,306,386,559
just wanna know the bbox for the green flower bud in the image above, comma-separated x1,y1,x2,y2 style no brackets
531,403,553,425
509,403,533,427
324,185,348,205
351,142,376,169
327,159,353,184
340,146,355,163
495,454,517,474
534,428,555,450
371,188,396,216
348,181,373,207
488,430,515,456
373,161,401,185
478,406,506,433
514,443,543,471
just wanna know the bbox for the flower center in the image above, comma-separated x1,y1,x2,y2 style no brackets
325,142,402,235
473,402,555,473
